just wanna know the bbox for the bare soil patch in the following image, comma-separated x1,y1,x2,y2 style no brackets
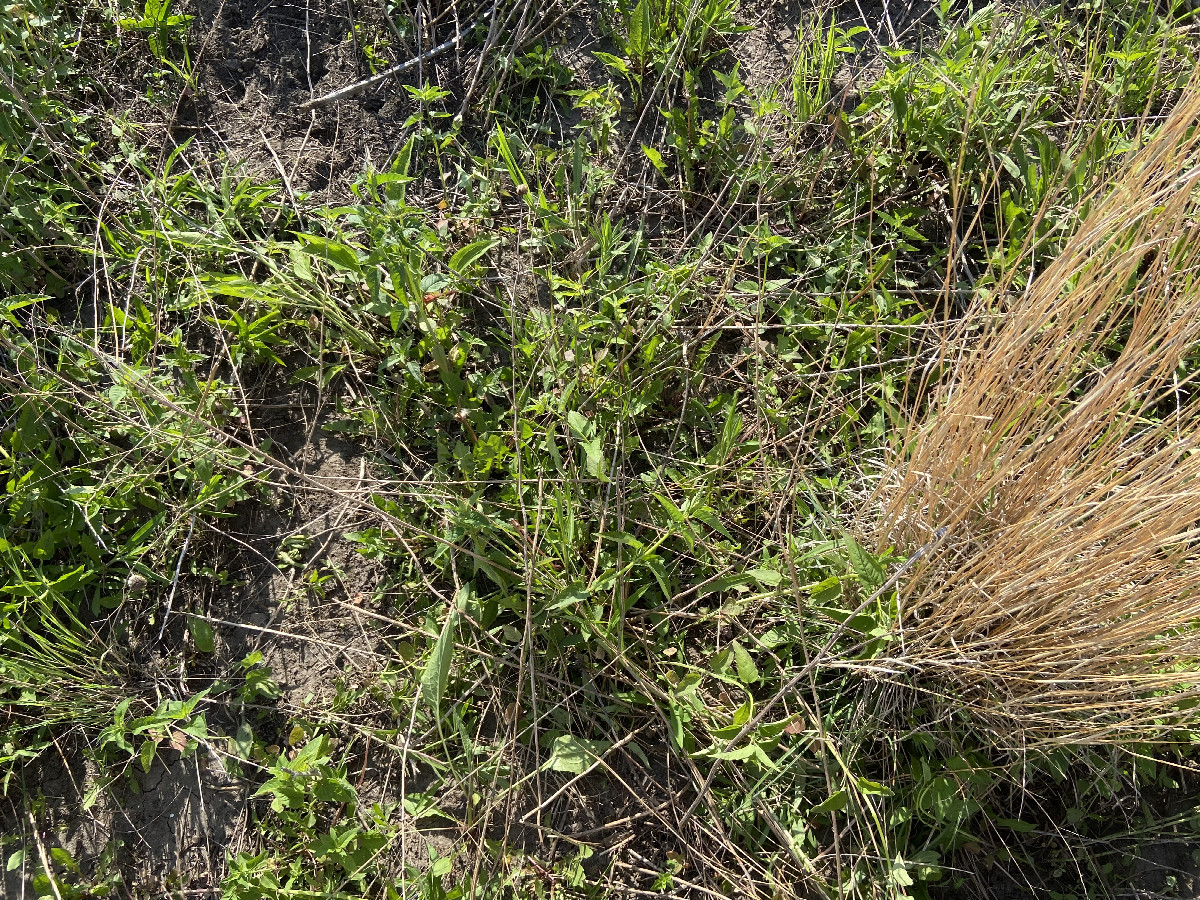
178,0,489,200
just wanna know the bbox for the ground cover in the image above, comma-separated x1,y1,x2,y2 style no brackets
5,0,1200,897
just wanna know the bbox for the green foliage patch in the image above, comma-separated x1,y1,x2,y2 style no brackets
3,0,1200,897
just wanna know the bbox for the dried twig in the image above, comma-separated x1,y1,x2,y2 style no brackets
157,514,195,642
297,11,489,110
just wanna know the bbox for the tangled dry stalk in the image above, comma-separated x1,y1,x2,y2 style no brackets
872,87,1200,746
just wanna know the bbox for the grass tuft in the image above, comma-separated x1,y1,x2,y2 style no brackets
874,85,1200,745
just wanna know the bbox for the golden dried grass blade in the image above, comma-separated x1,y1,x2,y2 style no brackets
870,88,1200,745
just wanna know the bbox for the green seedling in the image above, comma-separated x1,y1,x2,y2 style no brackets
119,0,193,76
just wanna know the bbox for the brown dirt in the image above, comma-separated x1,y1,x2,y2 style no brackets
176,0,490,202
733,0,941,100
166,0,944,207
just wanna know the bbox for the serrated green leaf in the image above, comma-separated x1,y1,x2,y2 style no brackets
845,536,886,588
627,0,651,59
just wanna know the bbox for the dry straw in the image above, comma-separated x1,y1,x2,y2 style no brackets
870,88,1200,745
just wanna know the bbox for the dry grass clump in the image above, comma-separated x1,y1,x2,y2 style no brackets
871,89,1200,745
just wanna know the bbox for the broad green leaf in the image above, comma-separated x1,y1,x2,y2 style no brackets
393,135,414,190
200,275,268,299
449,237,499,275
290,245,314,281
545,734,611,774
140,739,157,773
809,575,842,605
566,409,594,439
49,848,77,872
748,568,782,587
811,788,848,814
189,617,215,653
549,581,589,610
710,646,732,676
667,704,685,749
295,233,362,273
845,536,886,589
82,785,102,811
713,403,743,463
313,775,355,803
911,849,943,882
732,699,752,726
691,507,734,541
708,744,760,762
234,722,254,758
420,586,468,713
1,296,43,327
627,0,651,59
997,817,1036,833
582,437,605,478
643,554,671,599
403,792,456,821
642,144,666,173
889,857,915,887
855,776,892,797
731,640,759,685
653,492,685,522
696,573,753,598
593,51,630,75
